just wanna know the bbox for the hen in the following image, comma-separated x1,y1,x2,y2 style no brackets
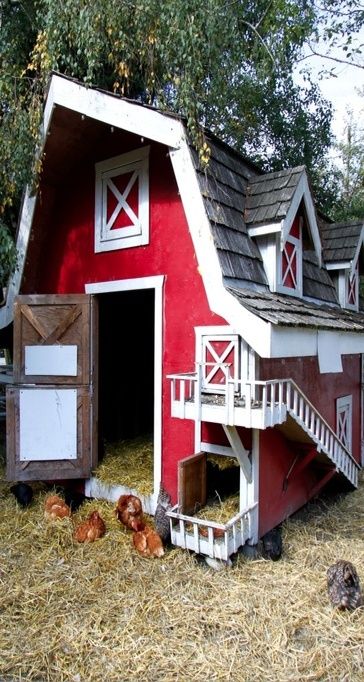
154,484,172,543
10,482,33,508
44,494,71,520
327,560,363,610
132,526,165,558
115,494,144,531
74,510,106,543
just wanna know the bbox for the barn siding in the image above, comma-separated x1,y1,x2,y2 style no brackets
21,136,227,502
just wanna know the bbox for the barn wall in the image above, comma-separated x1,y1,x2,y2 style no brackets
259,354,361,462
21,133,227,502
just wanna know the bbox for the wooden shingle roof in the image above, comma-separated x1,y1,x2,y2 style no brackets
227,286,364,332
244,167,305,226
320,221,364,264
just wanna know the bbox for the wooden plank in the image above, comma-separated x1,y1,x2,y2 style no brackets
20,305,48,340
40,304,82,345
178,452,207,515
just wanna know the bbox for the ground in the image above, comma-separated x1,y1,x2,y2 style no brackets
1,434,364,681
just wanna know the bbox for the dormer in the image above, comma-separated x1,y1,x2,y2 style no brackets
244,167,321,298
321,221,364,312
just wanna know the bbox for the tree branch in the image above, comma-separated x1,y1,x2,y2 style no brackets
302,44,364,70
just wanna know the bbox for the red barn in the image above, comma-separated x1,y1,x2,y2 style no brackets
2,73,364,561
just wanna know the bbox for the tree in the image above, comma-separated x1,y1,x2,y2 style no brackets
0,0,359,283
332,109,364,221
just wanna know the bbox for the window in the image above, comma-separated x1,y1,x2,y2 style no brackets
277,217,303,296
336,395,353,452
346,263,359,310
95,146,150,252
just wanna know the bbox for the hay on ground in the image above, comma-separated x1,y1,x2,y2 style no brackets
2,439,364,681
93,436,153,496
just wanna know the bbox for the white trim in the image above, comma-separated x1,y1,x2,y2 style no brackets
0,189,37,329
326,261,352,271
85,275,164,503
281,172,321,266
44,75,184,149
248,221,283,237
277,218,303,297
169,143,273,357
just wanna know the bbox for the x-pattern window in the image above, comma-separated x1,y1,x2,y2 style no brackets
282,241,297,289
336,395,352,452
347,267,358,307
201,336,239,392
95,146,149,253
105,171,139,233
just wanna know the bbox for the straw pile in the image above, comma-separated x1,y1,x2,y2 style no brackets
93,436,153,496
2,464,364,679
194,493,240,524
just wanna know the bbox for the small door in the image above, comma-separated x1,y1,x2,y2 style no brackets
7,294,98,481
13,294,95,385
178,452,207,515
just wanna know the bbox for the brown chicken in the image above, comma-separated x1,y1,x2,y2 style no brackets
115,494,144,531
44,494,71,520
132,526,165,558
74,510,106,543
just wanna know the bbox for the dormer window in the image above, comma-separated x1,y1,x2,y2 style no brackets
278,217,303,296
95,146,150,253
346,264,359,309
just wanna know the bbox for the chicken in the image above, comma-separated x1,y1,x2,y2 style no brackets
261,527,282,561
115,494,144,531
10,482,33,508
327,560,363,610
44,494,71,520
74,510,106,543
132,526,165,558
154,484,172,543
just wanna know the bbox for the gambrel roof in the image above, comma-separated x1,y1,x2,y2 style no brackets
2,73,364,370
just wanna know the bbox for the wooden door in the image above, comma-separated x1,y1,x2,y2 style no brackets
178,452,207,514
6,294,98,481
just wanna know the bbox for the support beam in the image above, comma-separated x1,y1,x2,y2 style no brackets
283,446,317,491
310,467,337,499
222,425,252,482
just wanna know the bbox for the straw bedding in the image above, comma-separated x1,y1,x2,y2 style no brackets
93,436,154,496
1,456,364,680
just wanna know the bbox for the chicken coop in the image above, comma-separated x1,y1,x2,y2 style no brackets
2,73,364,561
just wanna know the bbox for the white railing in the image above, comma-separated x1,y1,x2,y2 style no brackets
168,368,360,487
167,502,258,561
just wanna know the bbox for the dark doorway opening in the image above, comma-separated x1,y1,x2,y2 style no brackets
98,289,155,446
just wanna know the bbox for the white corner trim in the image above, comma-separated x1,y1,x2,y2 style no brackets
45,74,185,149
0,189,37,330
318,331,343,373
326,261,351,271
281,172,322,266
247,221,282,237
169,142,273,358
85,275,164,496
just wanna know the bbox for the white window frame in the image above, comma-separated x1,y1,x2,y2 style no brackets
336,394,353,453
276,218,303,297
95,146,150,253
346,264,359,311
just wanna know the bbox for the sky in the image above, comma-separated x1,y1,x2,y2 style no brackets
298,26,364,142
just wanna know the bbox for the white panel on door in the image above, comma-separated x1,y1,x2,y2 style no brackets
19,389,78,461
25,345,78,376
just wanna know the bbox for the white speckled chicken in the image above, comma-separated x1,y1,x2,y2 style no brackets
327,560,363,610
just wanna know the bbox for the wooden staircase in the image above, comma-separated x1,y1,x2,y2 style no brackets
168,367,360,489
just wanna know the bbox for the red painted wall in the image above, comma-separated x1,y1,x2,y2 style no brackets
260,354,361,462
22,133,227,501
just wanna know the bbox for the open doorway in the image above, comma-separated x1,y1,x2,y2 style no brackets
98,289,155,444
85,276,163,508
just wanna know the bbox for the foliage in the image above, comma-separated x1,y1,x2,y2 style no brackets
0,219,17,287
332,109,364,222
0,0,361,281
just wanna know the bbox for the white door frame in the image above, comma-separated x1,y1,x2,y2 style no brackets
85,276,164,504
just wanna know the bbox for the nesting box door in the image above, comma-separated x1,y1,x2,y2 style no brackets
178,452,207,515
6,294,98,481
